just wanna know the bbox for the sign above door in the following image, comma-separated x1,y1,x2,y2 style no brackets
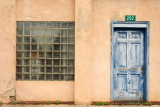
125,15,136,21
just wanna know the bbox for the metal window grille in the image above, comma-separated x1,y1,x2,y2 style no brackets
16,21,75,81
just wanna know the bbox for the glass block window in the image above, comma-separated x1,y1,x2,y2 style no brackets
16,21,75,81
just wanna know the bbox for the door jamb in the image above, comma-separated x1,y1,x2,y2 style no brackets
110,21,150,101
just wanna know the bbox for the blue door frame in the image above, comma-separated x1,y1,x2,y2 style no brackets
111,21,149,101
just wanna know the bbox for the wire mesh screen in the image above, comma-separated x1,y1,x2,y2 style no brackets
16,21,75,81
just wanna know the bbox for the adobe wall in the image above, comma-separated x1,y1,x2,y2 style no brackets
0,0,16,103
16,0,75,102
1,0,160,104
92,0,160,101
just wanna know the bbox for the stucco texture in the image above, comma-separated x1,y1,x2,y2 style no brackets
16,81,74,101
75,0,92,105
1,0,160,104
0,0,16,103
15,0,75,102
92,0,160,101
16,0,75,21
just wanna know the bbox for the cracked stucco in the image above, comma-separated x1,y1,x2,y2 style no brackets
0,0,16,103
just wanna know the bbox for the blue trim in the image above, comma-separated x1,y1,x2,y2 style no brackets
111,21,149,101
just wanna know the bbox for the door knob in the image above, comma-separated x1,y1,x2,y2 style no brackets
141,65,144,71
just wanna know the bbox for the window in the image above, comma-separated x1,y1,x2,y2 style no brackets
16,21,75,81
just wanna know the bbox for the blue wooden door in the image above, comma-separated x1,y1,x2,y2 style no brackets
113,29,145,100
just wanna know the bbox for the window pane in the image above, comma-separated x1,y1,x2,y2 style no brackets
61,45,67,50
31,74,37,80
68,22,75,28
53,29,60,36
54,52,60,58
31,22,38,28
17,22,23,28
61,30,67,36
54,45,60,50
32,44,37,50
17,52,23,58
54,60,60,66
24,74,30,80
39,29,45,36
46,67,52,73
24,22,30,28
24,67,29,72
46,37,52,43
68,60,74,66
54,67,60,73
61,37,67,43
38,37,45,43
46,74,52,80
61,52,67,58
24,59,30,65
24,29,30,35
17,59,23,65
53,74,60,80
61,75,68,80
17,29,23,35
17,37,23,43
68,44,74,50
24,52,30,58
68,29,74,37
53,22,60,28
46,44,52,51
68,37,74,43
17,66,22,73
39,22,46,28
17,44,23,50
61,67,67,73
61,60,67,66
24,37,30,43
39,44,45,50
17,74,22,80
62,22,67,28
24,44,30,50
68,67,74,73
47,22,52,28
32,29,39,35
31,37,37,43
68,74,74,80
46,52,52,58
39,52,45,58
39,74,45,80
46,30,52,36
54,37,60,43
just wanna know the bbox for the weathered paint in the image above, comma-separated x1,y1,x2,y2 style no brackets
111,22,149,101
113,29,145,100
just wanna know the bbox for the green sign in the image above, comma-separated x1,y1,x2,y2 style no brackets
125,15,136,21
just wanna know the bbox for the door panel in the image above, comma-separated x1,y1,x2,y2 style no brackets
117,43,127,68
113,29,145,100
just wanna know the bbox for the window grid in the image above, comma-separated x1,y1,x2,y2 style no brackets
16,21,75,81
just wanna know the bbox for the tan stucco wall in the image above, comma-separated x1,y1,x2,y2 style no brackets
15,0,75,102
75,0,92,104
1,0,160,104
16,81,74,101
16,0,75,21
0,0,16,103
92,0,160,101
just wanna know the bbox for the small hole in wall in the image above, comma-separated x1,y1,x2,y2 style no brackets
10,96,16,102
